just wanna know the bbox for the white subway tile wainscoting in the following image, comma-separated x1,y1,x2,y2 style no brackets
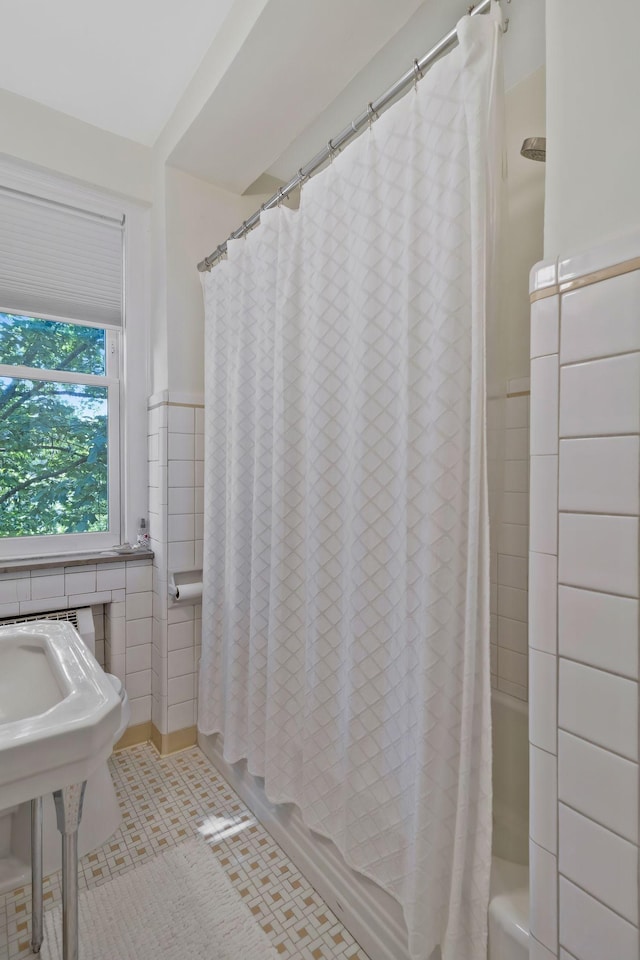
0,555,153,731
528,232,640,960
148,392,204,749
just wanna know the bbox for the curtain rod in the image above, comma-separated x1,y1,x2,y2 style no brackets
197,0,505,272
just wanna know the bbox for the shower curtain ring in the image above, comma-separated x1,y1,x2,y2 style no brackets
413,58,424,91
367,102,379,129
297,168,307,187
327,138,336,162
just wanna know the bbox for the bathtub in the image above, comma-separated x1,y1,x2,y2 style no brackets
488,691,530,960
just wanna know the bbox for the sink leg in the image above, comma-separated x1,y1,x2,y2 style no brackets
53,783,86,960
30,797,43,954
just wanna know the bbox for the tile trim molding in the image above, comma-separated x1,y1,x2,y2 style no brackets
114,721,151,751
114,722,198,754
530,255,640,303
150,723,198,756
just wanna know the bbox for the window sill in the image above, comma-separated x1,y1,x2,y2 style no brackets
0,547,154,575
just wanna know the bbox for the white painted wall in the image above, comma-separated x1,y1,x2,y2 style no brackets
545,0,640,258
504,67,546,382
0,88,152,204
165,167,267,392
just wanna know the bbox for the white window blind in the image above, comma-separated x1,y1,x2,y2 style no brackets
0,187,123,327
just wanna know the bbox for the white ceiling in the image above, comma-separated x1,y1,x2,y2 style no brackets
0,0,237,145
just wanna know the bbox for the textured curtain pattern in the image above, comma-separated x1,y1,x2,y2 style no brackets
200,13,501,960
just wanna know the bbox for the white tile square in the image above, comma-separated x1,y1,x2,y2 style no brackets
194,460,204,487
529,552,557,654
497,616,528,655
30,573,65,600
531,355,559,455
168,647,195,678
126,618,152,647
0,577,30,603
559,658,637,760
168,405,194,433
504,460,529,493
194,486,205,513
168,674,195,706
195,433,205,460
167,603,195,624
505,428,529,460
167,699,195,733
498,522,529,558
168,432,195,461
558,731,638,844
125,563,153,594
530,745,557,853
168,460,195,488
126,643,151,674
529,650,557,754
68,590,111,607
168,541,195,570
561,270,640,364
124,669,152,700
531,294,559,359
168,513,195,543
530,456,558,555
559,586,638,678
560,352,640,437
558,514,638,597
498,554,528,590
502,491,529,526
559,436,640,515
529,841,558,952
0,601,19,618
129,695,151,725
560,877,639,960
20,596,67,615
147,433,159,462
65,569,96,595
168,487,195,514
497,647,527,686
168,619,194,651
559,803,638,924
148,404,167,433
505,395,529,429
96,564,126,592
125,592,153,621
498,585,528,622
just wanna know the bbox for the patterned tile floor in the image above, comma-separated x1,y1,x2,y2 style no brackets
0,743,370,960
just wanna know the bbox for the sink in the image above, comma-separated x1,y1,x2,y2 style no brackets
0,620,121,810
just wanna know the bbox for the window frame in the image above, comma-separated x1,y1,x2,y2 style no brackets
0,155,150,561
0,315,122,555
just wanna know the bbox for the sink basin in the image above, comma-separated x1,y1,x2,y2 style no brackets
0,620,121,810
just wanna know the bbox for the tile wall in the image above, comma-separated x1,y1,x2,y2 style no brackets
148,393,204,738
0,559,153,728
528,246,640,960
490,383,531,701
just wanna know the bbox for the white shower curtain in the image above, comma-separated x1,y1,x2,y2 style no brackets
200,11,503,960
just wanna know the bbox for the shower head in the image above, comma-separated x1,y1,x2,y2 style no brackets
520,137,546,162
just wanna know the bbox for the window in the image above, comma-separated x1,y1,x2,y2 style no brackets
0,173,138,557
0,313,120,543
